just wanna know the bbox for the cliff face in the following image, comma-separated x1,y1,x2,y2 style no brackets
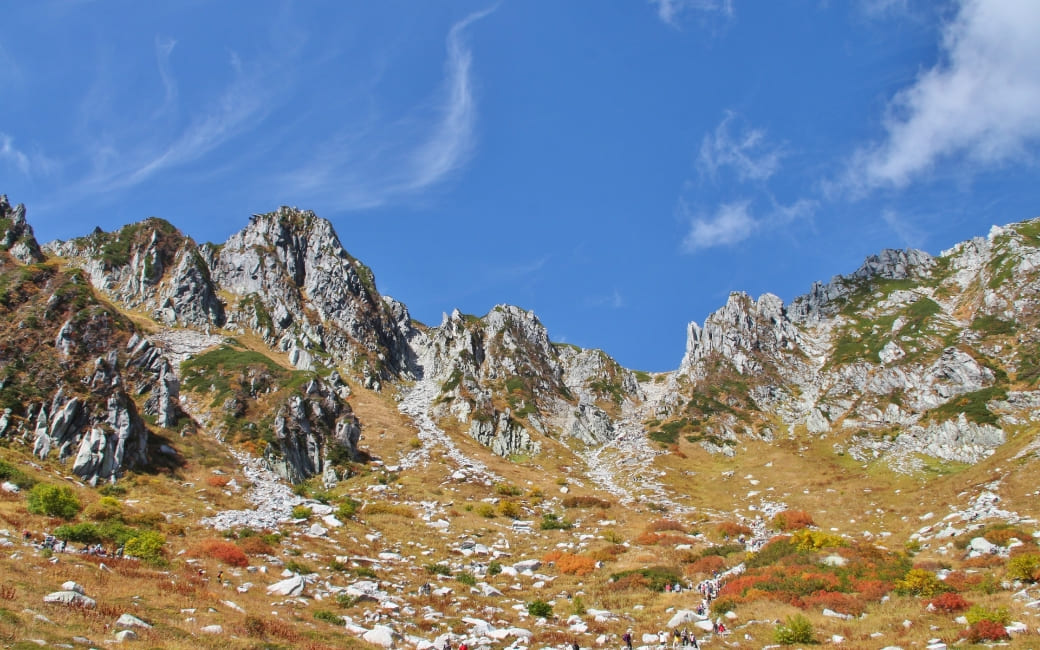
10,191,1040,483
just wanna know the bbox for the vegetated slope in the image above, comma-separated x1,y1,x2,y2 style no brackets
1,193,1040,648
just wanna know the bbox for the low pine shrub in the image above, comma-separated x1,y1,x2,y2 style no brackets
540,513,573,530
527,599,552,618
456,571,476,586
774,614,815,645
314,610,342,625
290,505,312,519
965,604,1010,626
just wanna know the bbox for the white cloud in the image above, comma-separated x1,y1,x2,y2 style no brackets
650,0,733,26
682,200,757,250
0,133,30,175
851,0,1040,189
279,7,493,209
404,8,490,192
699,113,784,182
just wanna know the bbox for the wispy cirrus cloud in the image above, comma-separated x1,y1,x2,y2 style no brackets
680,112,814,252
698,112,784,183
279,7,494,210
650,0,733,26
583,289,625,310
848,0,1040,191
1,132,55,178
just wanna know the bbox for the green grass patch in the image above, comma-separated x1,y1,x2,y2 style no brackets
926,386,1006,426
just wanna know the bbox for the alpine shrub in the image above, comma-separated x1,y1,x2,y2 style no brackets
26,484,81,519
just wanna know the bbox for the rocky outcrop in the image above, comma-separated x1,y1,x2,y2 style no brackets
206,207,411,378
0,195,44,264
467,412,540,457
264,376,361,485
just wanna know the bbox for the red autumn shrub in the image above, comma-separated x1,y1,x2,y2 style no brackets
926,592,971,613
685,555,726,577
206,475,231,487
190,539,249,567
960,619,1009,643
635,532,664,545
541,550,563,563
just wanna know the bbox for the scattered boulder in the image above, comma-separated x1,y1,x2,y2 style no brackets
44,591,96,608
266,574,306,597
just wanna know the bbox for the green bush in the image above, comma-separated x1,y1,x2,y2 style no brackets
1007,553,1040,583
337,498,359,520
527,599,553,618
26,484,81,519
313,610,342,625
456,571,476,586
540,513,573,530
0,458,35,489
965,605,1010,626
488,560,502,576
774,614,815,645
124,530,166,565
53,522,102,544
291,505,312,519
425,563,451,576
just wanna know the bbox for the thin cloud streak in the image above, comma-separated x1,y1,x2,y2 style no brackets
699,112,784,183
848,0,1040,191
682,200,756,250
0,133,30,176
279,7,494,210
650,0,733,26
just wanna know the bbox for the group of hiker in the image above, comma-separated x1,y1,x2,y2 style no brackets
23,530,123,557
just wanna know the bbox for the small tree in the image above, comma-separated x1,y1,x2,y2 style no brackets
774,614,815,645
27,484,81,519
527,599,553,618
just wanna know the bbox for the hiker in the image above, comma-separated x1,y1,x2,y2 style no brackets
216,571,223,583
689,633,699,649
572,642,580,650
681,628,689,647
622,630,633,650
458,642,468,650
672,627,681,648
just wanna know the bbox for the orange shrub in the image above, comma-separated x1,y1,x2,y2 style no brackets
606,573,649,592
960,620,1009,643
206,475,231,487
555,553,597,576
588,545,627,562
190,538,249,567
771,510,814,531
635,532,664,545
983,527,1026,546
716,521,753,539
562,496,612,509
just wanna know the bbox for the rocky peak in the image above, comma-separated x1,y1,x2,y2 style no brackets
680,291,808,377
0,194,44,264
789,248,935,324
209,206,410,379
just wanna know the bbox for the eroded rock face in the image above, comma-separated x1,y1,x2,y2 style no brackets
208,207,411,378
264,377,361,484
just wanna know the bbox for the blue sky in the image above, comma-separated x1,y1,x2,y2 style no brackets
2,1,1039,371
